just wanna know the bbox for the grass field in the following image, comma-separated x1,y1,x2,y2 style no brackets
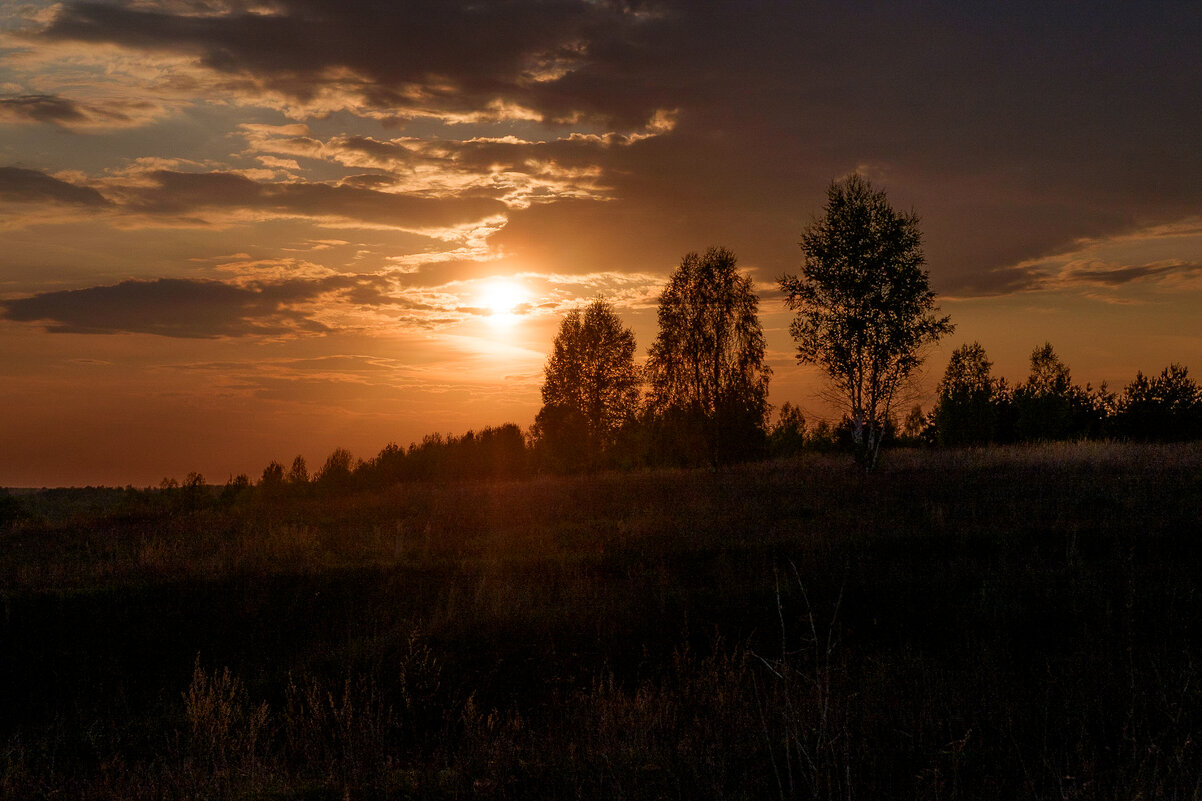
2,441,1202,799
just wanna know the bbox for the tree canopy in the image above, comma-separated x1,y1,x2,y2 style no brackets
780,174,953,467
646,246,771,466
1116,364,1202,441
1012,342,1077,441
534,297,641,471
933,342,1000,446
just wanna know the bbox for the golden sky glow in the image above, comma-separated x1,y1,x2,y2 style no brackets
1,1,1201,486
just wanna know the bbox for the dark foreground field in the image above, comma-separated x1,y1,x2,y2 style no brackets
3,443,1202,799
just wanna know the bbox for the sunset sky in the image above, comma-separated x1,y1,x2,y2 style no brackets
2,1,1200,487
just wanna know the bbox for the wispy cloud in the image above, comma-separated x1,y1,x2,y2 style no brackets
235,117,676,208
109,168,509,232
0,166,509,235
1058,260,1202,288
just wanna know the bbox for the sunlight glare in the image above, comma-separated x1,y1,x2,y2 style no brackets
481,280,529,326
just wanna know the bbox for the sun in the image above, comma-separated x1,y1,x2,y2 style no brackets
480,280,529,325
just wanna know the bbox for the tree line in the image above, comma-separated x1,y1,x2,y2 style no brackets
19,173,1193,509
927,342,1202,446
85,337,1201,515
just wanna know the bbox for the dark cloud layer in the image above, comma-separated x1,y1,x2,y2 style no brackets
1065,262,1202,287
0,277,337,337
40,0,671,126
19,1,1202,294
0,166,110,206
945,257,1202,298
0,94,92,124
0,93,155,128
0,271,525,337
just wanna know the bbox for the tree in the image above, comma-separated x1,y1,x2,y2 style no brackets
534,297,641,471
259,461,285,498
467,424,529,479
900,403,931,445
646,246,771,466
315,447,356,493
219,473,251,506
286,455,310,486
1012,343,1075,441
768,401,807,457
1116,364,1202,441
780,174,953,468
933,342,1000,446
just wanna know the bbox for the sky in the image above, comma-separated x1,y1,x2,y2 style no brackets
2,0,1200,487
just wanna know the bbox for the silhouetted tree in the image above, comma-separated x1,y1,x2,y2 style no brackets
219,474,251,506
1012,343,1076,441
1072,381,1117,440
361,442,407,488
933,342,1001,446
471,424,529,479
805,419,841,452
259,461,285,498
780,174,953,468
534,298,641,472
164,471,211,512
315,448,355,493
768,401,807,457
406,433,448,481
286,455,310,486
1116,364,1202,440
899,403,931,445
646,246,771,466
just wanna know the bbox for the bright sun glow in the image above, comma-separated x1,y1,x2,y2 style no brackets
480,280,529,325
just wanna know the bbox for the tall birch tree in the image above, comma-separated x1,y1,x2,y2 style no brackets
780,175,953,468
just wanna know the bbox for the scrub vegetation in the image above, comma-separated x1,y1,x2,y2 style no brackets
3,442,1202,799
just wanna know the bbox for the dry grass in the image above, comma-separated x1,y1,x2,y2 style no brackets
2,441,1202,798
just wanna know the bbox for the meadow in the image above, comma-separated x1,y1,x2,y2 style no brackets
2,441,1202,799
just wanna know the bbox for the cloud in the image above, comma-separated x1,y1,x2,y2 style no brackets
236,119,677,208
0,277,339,337
0,165,509,236
944,221,1202,297
0,166,110,206
1,264,626,338
0,93,93,124
104,168,508,232
7,1,1202,305
255,155,301,171
35,0,677,126
1059,260,1202,288
0,92,164,129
